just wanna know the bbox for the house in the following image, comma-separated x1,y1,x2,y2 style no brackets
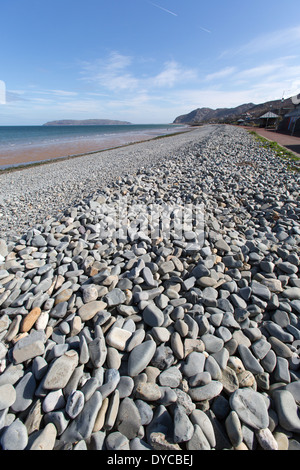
277,105,300,136
259,112,279,128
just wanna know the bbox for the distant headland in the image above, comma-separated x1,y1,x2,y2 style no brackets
43,119,132,126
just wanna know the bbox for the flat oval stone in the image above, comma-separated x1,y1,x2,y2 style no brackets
0,383,16,410
188,381,223,402
0,418,28,450
181,352,206,378
105,431,130,450
238,344,264,374
106,327,132,351
28,422,57,450
158,366,182,388
11,372,36,413
273,390,300,433
142,303,164,327
229,388,269,430
60,391,103,444
78,300,107,321
201,334,224,353
173,404,194,443
66,390,85,419
20,307,41,333
43,350,79,390
127,340,156,377
116,397,142,439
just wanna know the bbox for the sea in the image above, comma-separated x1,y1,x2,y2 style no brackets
0,124,188,169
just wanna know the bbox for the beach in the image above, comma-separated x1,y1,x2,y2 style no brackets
0,124,300,451
0,124,188,170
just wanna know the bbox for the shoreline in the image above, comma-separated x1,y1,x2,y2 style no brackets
0,127,192,173
0,125,214,240
0,124,299,451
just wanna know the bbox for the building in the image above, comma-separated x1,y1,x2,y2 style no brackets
259,112,279,128
277,105,300,136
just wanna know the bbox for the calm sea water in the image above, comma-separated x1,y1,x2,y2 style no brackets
0,124,185,152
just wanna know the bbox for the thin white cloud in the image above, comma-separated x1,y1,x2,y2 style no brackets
221,25,300,58
80,53,197,93
147,1,178,17
205,66,237,81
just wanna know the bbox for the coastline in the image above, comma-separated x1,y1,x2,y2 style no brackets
0,125,212,240
0,126,191,172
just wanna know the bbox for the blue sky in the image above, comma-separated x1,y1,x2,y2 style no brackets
1,0,300,125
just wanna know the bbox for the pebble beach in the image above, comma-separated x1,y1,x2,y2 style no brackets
0,124,300,450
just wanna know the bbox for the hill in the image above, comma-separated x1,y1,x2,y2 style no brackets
173,97,296,125
43,119,132,126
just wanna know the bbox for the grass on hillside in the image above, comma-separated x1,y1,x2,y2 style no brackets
248,130,300,172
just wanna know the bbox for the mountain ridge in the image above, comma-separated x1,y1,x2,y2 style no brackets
173,97,297,124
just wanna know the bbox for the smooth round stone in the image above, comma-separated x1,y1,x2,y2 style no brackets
273,390,300,432
142,303,164,327
61,391,103,443
220,366,239,394
42,389,66,413
285,381,300,403
229,388,269,430
54,289,73,305
66,390,85,419
278,262,298,274
173,405,194,443
225,411,243,447
28,423,57,450
188,372,211,387
0,383,16,410
116,376,134,398
127,340,156,377
0,418,28,450
104,288,126,307
201,334,224,353
158,366,182,388
186,424,211,450
282,287,300,300
78,300,107,321
268,336,293,358
20,307,42,333
82,285,98,303
171,332,185,360
151,327,171,343
135,399,153,426
116,397,141,439
181,352,206,378
11,372,36,413
43,350,79,390
238,344,264,374
260,349,277,373
105,431,130,450
105,327,132,351
190,409,216,448
0,363,24,386
251,338,271,360
188,381,223,402
135,382,161,401
255,428,278,450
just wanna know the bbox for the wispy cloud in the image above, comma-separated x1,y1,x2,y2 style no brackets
147,1,178,17
221,25,300,58
205,66,236,81
80,52,197,93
